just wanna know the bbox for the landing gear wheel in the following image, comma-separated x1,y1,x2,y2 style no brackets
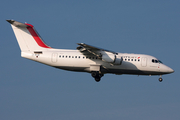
159,78,163,82
91,71,103,82
91,72,98,78
99,74,104,78
95,77,101,82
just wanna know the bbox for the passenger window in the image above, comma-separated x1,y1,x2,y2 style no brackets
72,56,74,58
89,57,91,59
131,59,133,61
75,56,77,58
79,56,80,58
62,56,64,58
66,56,67,58
59,55,61,58
152,59,154,63
128,59,130,61
125,59,127,61
135,59,136,61
138,59,140,61
69,56,71,58
92,57,94,59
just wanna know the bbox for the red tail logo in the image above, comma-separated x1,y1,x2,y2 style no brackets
25,23,51,48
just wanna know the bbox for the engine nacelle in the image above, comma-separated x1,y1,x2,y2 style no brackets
102,52,123,65
114,56,123,65
102,53,115,63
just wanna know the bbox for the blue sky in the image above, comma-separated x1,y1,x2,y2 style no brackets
0,0,180,120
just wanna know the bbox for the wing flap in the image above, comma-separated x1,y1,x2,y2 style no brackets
77,43,122,65
77,43,117,57
77,43,117,54
77,43,103,58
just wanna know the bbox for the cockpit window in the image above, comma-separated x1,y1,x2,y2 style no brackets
152,59,163,64
158,60,163,63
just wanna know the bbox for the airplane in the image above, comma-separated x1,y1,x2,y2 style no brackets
6,20,174,82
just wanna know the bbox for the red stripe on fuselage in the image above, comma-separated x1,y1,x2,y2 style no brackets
25,23,51,48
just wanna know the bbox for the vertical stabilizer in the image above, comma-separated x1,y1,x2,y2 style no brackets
7,20,51,52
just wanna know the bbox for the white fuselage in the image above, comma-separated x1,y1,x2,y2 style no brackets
22,48,173,76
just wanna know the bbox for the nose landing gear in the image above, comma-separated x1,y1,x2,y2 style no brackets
158,75,163,82
159,77,163,82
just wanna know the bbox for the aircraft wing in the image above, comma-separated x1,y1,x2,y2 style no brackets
77,43,117,58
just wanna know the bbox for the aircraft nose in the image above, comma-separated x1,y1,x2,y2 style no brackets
161,65,174,74
168,67,174,73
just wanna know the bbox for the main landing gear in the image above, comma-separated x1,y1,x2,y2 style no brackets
91,71,104,82
158,75,163,82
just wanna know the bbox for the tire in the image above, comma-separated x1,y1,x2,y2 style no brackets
91,72,97,78
159,78,163,82
95,77,101,82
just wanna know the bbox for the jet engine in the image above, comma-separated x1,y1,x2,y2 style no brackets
102,52,123,65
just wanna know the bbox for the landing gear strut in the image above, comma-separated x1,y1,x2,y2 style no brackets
91,71,104,82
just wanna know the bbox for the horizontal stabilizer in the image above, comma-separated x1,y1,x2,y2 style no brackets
6,20,29,28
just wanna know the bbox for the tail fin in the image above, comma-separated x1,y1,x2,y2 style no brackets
7,20,51,52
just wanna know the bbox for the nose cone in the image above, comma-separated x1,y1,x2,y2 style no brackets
160,64,174,74
166,67,174,73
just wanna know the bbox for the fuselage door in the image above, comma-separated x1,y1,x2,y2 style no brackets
51,53,58,63
141,57,147,67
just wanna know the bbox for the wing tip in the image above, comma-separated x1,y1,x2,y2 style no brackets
77,43,85,45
